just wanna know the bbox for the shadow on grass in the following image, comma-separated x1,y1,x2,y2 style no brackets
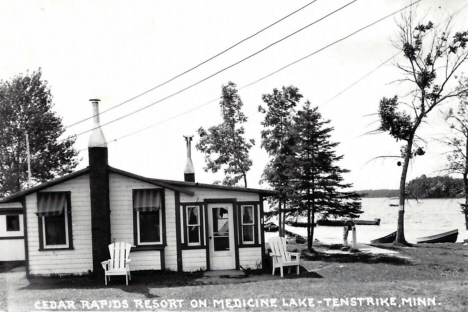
0,261,25,273
22,270,205,297
301,250,412,265
22,268,322,296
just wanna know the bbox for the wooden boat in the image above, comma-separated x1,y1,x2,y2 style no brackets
416,229,459,244
263,222,279,232
316,218,380,226
370,231,396,244
354,218,381,225
287,221,314,228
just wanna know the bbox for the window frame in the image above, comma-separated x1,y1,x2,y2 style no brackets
6,215,20,232
37,191,74,251
132,188,166,250
186,205,201,246
237,202,261,248
240,205,255,245
181,203,204,250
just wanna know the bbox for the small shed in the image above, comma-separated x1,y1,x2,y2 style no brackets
0,202,25,262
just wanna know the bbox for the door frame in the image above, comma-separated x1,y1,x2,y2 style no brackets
204,199,239,270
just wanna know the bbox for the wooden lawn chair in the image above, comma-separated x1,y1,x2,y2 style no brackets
101,242,132,285
268,236,300,277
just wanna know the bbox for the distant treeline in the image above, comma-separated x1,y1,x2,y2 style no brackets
359,175,464,199
358,189,399,198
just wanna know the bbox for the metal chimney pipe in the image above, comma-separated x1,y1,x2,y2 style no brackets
183,135,195,182
88,99,107,148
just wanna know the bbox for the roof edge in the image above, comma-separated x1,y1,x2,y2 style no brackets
107,166,195,196
0,168,90,203
151,178,278,196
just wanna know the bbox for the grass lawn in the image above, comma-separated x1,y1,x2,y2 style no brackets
1,242,467,311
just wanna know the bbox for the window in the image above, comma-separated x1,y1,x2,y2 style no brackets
241,205,255,244
37,192,73,250
133,189,164,246
6,215,20,231
186,206,200,245
181,203,204,249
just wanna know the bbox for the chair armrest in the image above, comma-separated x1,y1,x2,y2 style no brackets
270,253,282,257
125,259,132,263
101,260,109,270
288,252,301,260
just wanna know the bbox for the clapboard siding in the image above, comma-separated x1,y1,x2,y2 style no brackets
0,240,24,261
130,251,161,270
26,174,93,276
239,247,262,269
163,189,178,271
109,173,172,271
180,187,259,202
182,249,207,272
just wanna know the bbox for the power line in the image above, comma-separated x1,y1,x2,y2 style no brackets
319,52,402,108
238,0,421,90
67,0,358,140
318,0,468,108
79,0,422,151
65,0,320,130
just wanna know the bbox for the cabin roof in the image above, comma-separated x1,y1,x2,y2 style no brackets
0,166,277,203
107,167,194,196
151,178,278,196
0,168,90,203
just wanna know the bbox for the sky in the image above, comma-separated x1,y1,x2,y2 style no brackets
1,0,468,191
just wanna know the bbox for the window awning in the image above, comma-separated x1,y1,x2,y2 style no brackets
133,189,161,212
36,193,67,217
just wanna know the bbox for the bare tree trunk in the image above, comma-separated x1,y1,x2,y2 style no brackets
278,200,282,237
464,140,468,230
396,136,413,245
307,203,311,251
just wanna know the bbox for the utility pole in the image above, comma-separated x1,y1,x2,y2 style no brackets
26,133,32,188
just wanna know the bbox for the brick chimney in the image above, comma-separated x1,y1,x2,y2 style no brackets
183,135,195,182
88,99,111,273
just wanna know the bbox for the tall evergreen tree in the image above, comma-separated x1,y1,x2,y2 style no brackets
196,82,254,187
0,69,78,197
258,86,303,236
288,102,362,251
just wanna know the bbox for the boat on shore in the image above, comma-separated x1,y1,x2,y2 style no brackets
416,229,458,244
370,231,396,244
264,222,279,232
316,218,381,226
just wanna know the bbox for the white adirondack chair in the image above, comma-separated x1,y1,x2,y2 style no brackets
101,242,132,285
268,236,300,277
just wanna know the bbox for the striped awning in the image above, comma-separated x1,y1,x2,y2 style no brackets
36,193,67,217
133,189,161,212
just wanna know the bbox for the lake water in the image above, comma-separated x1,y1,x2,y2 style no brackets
278,198,468,244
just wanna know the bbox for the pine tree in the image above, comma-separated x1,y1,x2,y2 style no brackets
288,102,362,250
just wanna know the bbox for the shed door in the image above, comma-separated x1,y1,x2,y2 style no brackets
207,203,235,270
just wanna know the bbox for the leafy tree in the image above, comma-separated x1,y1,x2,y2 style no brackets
377,12,468,244
288,102,362,251
196,82,254,187
441,76,468,229
258,86,303,236
0,69,79,197
406,175,463,199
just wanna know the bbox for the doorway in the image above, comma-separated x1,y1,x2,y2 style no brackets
207,203,235,270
